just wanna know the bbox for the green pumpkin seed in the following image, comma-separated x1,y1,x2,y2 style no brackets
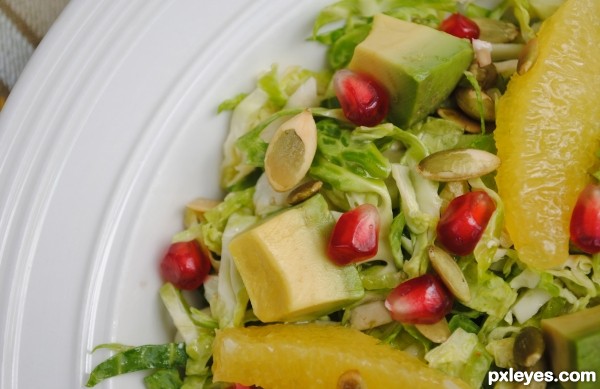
428,245,471,303
287,180,323,205
415,318,451,344
513,326,545,368
473,18,519,43
437,107,482,134
417,148,500,182
264,110,317,192
455,88,496,122
337,370,365,389
518,37,539,75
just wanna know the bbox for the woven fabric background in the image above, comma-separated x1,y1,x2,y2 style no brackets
0,0,70,110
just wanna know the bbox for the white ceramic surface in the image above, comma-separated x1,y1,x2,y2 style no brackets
0,0,326,387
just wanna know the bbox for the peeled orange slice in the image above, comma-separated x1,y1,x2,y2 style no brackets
212,323,469,389
494,0,600,269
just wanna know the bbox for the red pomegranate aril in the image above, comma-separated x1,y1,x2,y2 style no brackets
436,191,496,256
385,274,453,324
570,184,600,254
333,69,389,127
439,13,480,40
328,203,380,265
160,240,211,290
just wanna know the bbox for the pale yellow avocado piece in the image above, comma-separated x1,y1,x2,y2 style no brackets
228,194,364,323
349,13,473,127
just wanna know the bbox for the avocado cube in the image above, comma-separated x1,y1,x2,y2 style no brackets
228,194,364,323
541,305,600,389
348,13,473,128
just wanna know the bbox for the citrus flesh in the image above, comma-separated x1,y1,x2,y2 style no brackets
494,0,600,269
212,323,469,389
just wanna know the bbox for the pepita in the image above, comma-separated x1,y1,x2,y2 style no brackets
349,300,393,331
455,87,495,122
287,180,323,205
518,37,539,75
472,18,519,43
467,62,498,90
415,318,451,344
337,370,366,389
427,245,471,303
513,326,545,368
437,107,482,134
264,110,317,192
416,148,500,182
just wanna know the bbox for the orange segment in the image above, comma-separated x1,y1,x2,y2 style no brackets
212,323,469,389
494,0,600,269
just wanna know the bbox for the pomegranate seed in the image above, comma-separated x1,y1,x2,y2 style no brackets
570,184,600,254
333,69,389,127
327,203,380,265
436,191,496,256
385,274,453,324
160,240,211,290
439,13,480,40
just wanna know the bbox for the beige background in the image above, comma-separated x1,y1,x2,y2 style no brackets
0,0,70,109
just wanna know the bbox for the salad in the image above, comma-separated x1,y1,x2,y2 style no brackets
86,0,600,388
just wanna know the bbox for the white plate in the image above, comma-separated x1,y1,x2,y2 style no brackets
0,0,326,387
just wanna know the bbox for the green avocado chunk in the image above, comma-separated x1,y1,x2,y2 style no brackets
348,13,473,128
541,305,600,389
228,194,364,323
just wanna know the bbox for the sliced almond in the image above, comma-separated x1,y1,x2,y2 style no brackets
428,245,471,303
415,318,451,344
416,148,500,182
264,110,317,192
